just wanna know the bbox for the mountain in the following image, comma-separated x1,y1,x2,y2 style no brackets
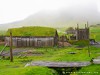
0,2,100,30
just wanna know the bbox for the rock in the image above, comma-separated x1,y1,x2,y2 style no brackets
68,52,77,54
93,59,100,64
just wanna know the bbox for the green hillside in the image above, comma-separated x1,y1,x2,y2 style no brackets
6,26,56,36
90,26,100,41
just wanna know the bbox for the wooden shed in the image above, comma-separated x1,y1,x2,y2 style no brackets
5,26,58,47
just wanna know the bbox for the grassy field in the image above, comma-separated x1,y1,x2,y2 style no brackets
0,45,10,51
0,60,55,75
0,26,100,75
0,45,100,75
90,26,100,41
78,64,100,75
1,46,99,61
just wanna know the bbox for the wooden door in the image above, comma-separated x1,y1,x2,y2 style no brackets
37,40,42,47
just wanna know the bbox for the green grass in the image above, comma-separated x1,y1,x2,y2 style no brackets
0,60,54,75
7,46,100,62
6,26,56,36
24,66,55,75
78,64,100,75
68,40,89,46
0,57,56,75
0,45,10,51
0,45,100,75
42,46,100,61
90,26,100,41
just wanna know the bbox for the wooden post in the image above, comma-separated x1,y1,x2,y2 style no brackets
10,31,13,62
87,21,90,57
88,36,90,57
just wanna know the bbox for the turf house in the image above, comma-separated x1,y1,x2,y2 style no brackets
5,26,58,47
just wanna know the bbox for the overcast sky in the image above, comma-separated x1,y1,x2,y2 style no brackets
0,0,100,24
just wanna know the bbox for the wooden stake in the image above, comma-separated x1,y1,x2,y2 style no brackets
10,31,13,62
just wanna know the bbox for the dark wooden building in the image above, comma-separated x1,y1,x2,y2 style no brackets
66,24,89,40
75,27,89,40
5,27,58,47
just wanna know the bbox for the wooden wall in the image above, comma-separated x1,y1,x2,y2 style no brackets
76,28,89,40
5,37,55,47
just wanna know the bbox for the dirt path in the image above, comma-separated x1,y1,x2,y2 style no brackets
1,48,40,56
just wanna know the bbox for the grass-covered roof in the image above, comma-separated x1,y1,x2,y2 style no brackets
6,26,57,36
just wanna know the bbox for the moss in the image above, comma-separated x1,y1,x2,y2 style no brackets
6,26,56,36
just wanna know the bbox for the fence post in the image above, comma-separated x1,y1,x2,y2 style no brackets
10,31,13,62
87,21,90,57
